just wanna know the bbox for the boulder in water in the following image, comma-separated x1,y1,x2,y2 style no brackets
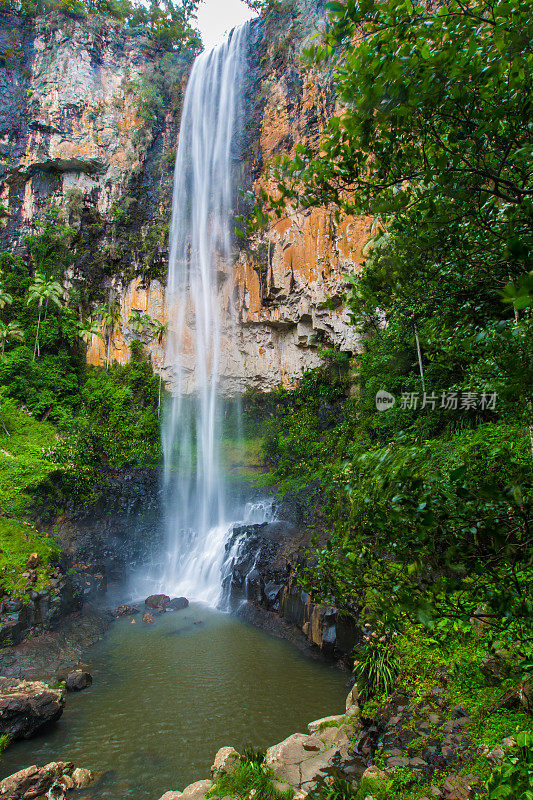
168,597,189,611
65,670,92,692
0,677,65,741
0,761,95,800
143,612,155,624
145,594,171,610
115,604,140,617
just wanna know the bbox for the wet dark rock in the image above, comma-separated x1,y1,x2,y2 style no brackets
168,597,189,610
0,677,65,741
65,670,92,692
52,469,163,599
0,615,24,648
3,599,23,613
145,594,170,610
480,653,510,685
115,604,140,617
0,575,83,647
0,607,111,683
223,514,359,658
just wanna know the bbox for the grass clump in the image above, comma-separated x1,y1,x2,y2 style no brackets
209,749,294,800
0,517,59,595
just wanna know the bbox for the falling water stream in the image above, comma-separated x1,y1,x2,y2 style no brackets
160,23,253,604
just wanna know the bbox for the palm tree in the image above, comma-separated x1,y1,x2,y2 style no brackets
129,309,152,336
76,316,101,344
26,273,63,360
0,321,24,358
0,285,13,310
97,299,122,370
150,319,168,416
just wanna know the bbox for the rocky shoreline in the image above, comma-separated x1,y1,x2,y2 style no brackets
0,586,529,800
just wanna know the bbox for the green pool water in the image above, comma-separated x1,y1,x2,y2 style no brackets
1,604,348,800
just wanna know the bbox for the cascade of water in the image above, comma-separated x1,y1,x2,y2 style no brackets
158,24,255,606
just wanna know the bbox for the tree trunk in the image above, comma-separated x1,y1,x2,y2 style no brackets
33,308,42,360
414,322,426,395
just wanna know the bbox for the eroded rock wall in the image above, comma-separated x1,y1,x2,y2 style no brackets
1,1,369,392
0,9,190,301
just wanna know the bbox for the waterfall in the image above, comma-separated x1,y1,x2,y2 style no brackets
159,24,251,606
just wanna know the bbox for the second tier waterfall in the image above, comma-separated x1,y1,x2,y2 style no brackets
159,24,252,605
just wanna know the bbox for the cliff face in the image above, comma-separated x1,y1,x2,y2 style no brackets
0,9,189,384
0,1,369,392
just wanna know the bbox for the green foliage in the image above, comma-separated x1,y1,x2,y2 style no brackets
241,745,267,766
133,84,165,123
0,0,201,53
255,0,533,651
486,731,533,799
209,759,294,800
0,392,60,518
0,734,10,756
309,777,356,800
277,0,533,215
354,637,399,698
74,343,162,468
0,517,60,596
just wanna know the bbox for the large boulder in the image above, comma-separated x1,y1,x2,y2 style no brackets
65,670,92,692
145,594,171,610
168,597,189,611
0,762,94,799
0,677,65,741
211,746,240,778
180,779,213,800
265,732,336,790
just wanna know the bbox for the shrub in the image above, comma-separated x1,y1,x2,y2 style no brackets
486,731,533,799
354,638,399,698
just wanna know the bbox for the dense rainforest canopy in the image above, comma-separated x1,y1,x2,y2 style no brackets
0,0,202,51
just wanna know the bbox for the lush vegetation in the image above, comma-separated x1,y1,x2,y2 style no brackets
0,208,164,596
0,0,201,54
209,748,294,800
256,0,533,654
